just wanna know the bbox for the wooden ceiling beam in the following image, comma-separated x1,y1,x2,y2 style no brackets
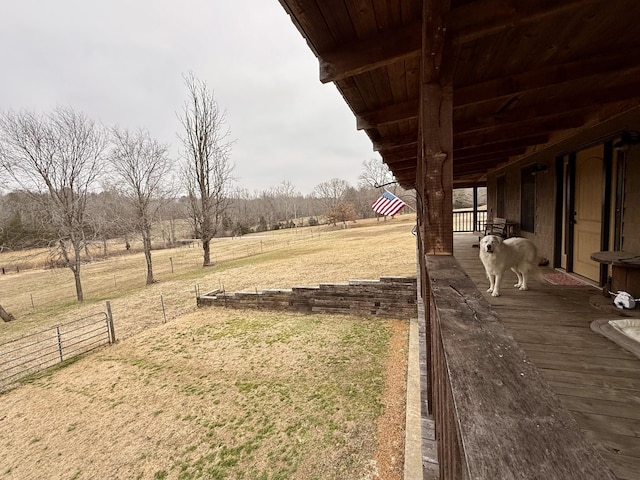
372,133,418,152
456,111,588,137
382,146,535,176
375,134,546,159
456,85,640,135
382,147,419,164
319,21,421,83
453,113,587,146
453,177,489,189
356,100,419,130
455,50,640,107
449,0,604,44
456,147,527,163
455,134,548,155
384,158,417,172
454,158,510,175
318,0,581,85
355,51,640,130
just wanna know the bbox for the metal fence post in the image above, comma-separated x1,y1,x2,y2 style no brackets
106,301,116,344
56,326,64,362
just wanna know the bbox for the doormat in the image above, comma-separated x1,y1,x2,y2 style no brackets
543,273,589,286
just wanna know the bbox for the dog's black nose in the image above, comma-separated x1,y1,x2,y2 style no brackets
486,245,493,252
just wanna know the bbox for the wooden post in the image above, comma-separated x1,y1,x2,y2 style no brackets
420,0,453,255
473,186,479,232
106,301,116,344
418,0,453,414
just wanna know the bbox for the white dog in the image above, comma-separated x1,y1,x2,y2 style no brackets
479,235,538,297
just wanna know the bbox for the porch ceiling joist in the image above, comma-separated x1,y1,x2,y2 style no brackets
384,158,417,173
357,100,419,131
357,64,640,133
455,147,527,163
279,0,640,188
318,0,599,84
455,83,640,134
455,50,640,108
449,0,607,44
371,133,418,152
454,135,549,157
319,21,421,84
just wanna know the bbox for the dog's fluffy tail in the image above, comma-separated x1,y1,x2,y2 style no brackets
530,259,545,283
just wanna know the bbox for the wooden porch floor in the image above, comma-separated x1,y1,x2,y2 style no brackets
447,233,640,480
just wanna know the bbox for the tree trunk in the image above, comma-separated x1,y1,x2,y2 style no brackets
170,218,176,247
61,238,84,302
0,304,15,322
143,229,155,284
73,266,84,302
202,239,211,266
83,231,91,258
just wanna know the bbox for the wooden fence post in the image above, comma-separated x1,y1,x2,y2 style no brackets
106,301,116,344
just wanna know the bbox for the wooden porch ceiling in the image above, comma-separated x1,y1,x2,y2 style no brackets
278,0,640,189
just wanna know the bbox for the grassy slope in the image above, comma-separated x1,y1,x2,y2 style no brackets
0,215,416,480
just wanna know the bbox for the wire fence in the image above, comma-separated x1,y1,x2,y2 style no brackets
0,304,115,391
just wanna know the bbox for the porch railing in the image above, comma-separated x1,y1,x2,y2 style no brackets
452,209,487,233
425,255,616,479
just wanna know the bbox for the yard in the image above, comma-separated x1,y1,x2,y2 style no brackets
0,215,417,479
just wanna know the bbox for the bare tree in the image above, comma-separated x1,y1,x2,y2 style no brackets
178,73,234,266
0,107,107,302
313,178,350,222
274,180,300,225
358,158,395,189
109,127,174,284
358,158,398,221
86,188,136,256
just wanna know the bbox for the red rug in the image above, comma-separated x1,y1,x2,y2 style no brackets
543,273,589,286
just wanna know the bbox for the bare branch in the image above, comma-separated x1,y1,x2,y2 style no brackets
178,73,235,266
109,127,174,284
0,107,107,301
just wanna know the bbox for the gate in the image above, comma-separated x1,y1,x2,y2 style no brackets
0,303,115,391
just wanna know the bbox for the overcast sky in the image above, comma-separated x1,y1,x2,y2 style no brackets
0,0,379,195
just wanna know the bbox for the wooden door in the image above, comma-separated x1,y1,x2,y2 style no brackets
572,145,603,280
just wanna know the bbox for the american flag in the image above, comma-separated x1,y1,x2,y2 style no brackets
371,190,406,217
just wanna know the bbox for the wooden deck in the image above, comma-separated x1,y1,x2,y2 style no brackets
450,233,640,480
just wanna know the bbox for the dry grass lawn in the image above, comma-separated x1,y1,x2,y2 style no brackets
0,215,417,479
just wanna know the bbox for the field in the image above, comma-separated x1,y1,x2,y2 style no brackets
0,215,417,479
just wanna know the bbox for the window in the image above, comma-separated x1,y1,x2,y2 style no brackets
521,166,536,232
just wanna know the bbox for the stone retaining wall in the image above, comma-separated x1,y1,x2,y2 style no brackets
197,276,417,319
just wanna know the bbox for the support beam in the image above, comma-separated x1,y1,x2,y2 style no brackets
357,99,419,130
419,0,453,255
372,133,417,152
319,21,421,83
355,50,640,132
455,50,640,108
449,0,605,44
